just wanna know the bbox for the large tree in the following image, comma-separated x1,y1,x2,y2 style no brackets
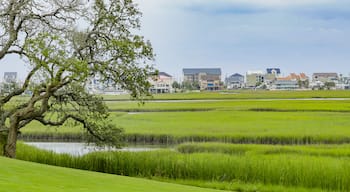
0,0,155,158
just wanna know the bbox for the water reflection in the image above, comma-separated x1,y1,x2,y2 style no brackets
25,142,162,156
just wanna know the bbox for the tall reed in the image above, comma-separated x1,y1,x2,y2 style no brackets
16,143,350,191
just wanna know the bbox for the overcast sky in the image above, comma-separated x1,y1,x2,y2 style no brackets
1,0,350,80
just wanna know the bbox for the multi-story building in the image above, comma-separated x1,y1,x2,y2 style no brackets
149,72,174,94
1,72,18,94
246,68,282,88
183,68,221,90
86,75,127,95
266,68,281,76
312,73,338,83
271,73,309,90
225,73,244,89
265,68,281,84
311,73,338,90
3,72,18,83
245,70,264,88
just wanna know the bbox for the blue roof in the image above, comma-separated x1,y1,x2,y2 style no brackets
183,68,221,75
266,68,281,74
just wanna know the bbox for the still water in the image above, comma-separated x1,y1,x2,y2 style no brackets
25,142,162,156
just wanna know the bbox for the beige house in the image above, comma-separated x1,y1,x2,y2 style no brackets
149,72,174,93
183,68,221,90
246,70,264,87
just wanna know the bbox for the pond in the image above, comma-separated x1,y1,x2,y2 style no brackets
25,142,166,156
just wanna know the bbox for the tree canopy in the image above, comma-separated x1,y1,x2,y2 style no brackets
0,0,155,158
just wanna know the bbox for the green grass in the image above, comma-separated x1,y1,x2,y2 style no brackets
102,90,350,100
114,110,350,144
18,91,350,144
154,178,326,192
105,99,350,112
15,143,350,191
177,142,350,157
15,91,350,144
21,100,350,144
0,156,223,192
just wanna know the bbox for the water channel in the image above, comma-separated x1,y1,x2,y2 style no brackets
25,142,167,156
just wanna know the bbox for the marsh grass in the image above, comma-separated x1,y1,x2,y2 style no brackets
177,142,350,158
16,143,350,191
20,96,350,145
103,90,350,100
105,99,350,112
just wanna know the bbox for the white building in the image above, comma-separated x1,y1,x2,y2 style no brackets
1,72,19,94
86,75,127,95
149,72,174,94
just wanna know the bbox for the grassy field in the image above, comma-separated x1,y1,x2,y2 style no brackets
0,156,224,192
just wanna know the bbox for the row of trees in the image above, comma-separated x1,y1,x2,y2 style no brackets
0,0,155,158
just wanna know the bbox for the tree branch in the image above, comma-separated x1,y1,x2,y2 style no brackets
34,114,105,142
0,65,40,104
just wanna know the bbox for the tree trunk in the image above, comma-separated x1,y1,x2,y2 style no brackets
0,131,7,156
4,117,19,158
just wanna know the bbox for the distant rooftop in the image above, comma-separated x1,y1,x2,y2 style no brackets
3,72,17,82
183,68,221,75
158,72,172,77
247,70,264,75
277,73,308,81
313,73,338,77
229,73,244,78
266,68,281,74
4,72,17,76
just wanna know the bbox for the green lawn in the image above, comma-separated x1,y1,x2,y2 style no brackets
0,156,221,192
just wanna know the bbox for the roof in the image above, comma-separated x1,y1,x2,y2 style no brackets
313,73,338,77
278,73,309,81
266,68,281,74
158,72,172,77
183,68,221,76
229,73,244,78
247,70,264,75
4,72,17,76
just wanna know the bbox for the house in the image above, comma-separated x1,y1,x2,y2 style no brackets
271,73,309,90
86,75,127,95
149,72,174,94
311,73,338,90
3,72,17,83
245,70,264,88
266,68,281,76
183,68,221,90
1,72,18,94
225,73,244,89
265,68,281,84
273,79,299,90
312,73,338,83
